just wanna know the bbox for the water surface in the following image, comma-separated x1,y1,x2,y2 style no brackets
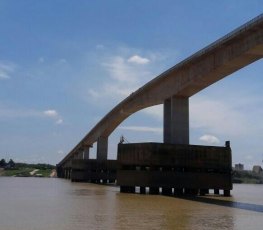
0,177,262,230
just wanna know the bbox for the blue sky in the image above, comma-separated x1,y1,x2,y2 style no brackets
0,0,263,169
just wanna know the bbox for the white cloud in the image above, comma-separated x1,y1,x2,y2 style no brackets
57,150,64,156
88,53,154,102
56,119,63,125
88,89,100,98
119,126,162,133
85,46,173,107
43,110,64,125
43,110,58,118
199,134,220,144
0,105,63,125
127,55,150,64
0,61,15,79
190,96,250,137
103,56,138,83
142,105,163,120
0,72,9,79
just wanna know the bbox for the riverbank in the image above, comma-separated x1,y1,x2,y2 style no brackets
0,163,56,178
232,170,263,184
0,168,4,176
0,167,56,178
1,166,262,182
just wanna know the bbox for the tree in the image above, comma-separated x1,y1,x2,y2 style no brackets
7,159,15,168
0,159,6,167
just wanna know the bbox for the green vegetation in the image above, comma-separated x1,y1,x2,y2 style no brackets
3,168,33,177
232,170,263,184
15,163,55,170
0,158,56,178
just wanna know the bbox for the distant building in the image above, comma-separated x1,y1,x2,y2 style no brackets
235,163,244,171
252,165,263,174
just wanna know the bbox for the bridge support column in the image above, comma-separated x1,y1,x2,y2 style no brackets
77,151,83,159
97,136,108,161
83,147,90,159
163,96,189,144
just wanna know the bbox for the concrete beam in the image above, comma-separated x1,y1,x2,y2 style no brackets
97,136,108,161
164,96,189,144
58,14,263,167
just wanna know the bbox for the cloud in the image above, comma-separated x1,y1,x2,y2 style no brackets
57,150,64,156
56,119,63,125
119,126,162,133
43,110,58,118
103,56,139,83
0,105,63,125
0,61,15,79
84,46,173,108
88,53,154,102
88,89,100,98
127,55,150,64
142,105,163,120
190,96,250,137
199,134,220,144
43,109,63,124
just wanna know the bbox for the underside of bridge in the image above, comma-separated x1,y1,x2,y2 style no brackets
57,14,263,197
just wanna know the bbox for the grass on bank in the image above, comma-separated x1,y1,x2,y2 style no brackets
1,168,54,177
232,170,263,184
3,168,33,177
0,162,55,177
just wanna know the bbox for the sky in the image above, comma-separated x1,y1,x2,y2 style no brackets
0,0,263,169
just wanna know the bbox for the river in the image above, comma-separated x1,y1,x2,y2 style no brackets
0,177,262,230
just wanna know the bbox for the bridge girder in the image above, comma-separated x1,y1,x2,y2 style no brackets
59,14,263,167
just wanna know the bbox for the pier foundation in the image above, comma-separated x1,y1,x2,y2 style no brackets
117,142,232,196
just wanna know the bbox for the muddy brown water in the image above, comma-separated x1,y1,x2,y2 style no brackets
0,177,262,230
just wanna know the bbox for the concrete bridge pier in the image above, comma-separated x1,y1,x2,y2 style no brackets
68,138,117,183
65,168,71,179
75,150,83,159
83,147,90,159
200,189,209,196
74,146,90,160
97,136,108,161
97,136,109,183
164,96,189,144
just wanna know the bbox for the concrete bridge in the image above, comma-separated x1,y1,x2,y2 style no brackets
57,14,263,194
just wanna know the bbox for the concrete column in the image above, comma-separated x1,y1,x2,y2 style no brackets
83,147,90,159
77,151,83,159
97,136,108,161
214,189,220,195
163,98,172,143
200,189,209,196
224,190,231,197
163,96,189,144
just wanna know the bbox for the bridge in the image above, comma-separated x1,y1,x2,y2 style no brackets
57,14,263,196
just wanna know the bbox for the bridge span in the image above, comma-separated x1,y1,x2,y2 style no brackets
57,14,263,195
